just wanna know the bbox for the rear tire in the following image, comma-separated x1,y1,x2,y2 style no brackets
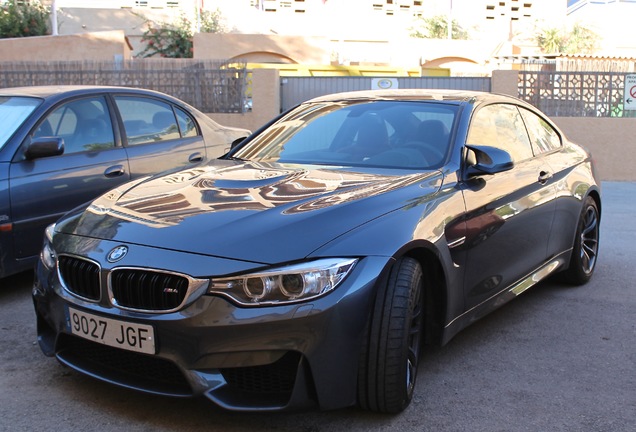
560,196,600,285
357,257,424,413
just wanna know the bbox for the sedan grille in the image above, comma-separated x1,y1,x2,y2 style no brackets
58,256,101,301
110,269,189,311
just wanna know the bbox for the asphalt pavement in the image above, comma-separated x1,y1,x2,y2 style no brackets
1,181,634,432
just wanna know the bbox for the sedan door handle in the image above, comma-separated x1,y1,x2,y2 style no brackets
538,171,553,184
104,164,126,178
188,152,204,163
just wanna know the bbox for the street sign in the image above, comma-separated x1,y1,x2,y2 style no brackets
624,74,636,110
371,78,398,90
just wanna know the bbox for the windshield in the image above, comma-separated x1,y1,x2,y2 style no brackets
232,100,457,169
0,96,42,150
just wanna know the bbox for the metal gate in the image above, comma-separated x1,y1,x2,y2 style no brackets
280,76,491,112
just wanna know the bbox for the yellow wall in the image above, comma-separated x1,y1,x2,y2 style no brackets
242,63,422,77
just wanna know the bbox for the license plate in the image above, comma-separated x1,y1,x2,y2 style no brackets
68,307,155,355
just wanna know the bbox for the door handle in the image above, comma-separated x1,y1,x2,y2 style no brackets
188,152,204,163
104,164,125,178
538,171,552,184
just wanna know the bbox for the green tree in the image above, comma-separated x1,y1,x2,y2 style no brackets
138,14,193,58
410,15,469,40
0,0,50,38
199,8,226,33
535,24,599,55
138,8,226,59
565,23,599,55
536,27,565,53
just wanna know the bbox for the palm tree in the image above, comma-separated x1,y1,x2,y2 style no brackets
536,27,564,54
410,15,469,40
535,24,599,55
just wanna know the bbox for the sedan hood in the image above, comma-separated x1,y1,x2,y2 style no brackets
58,160,442,264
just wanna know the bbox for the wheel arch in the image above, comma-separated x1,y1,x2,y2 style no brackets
586,187,602,220
397,245,449,346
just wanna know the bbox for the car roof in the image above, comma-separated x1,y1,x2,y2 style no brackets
0,85,167,99
305,89,516,105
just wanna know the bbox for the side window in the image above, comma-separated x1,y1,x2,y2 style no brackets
115,97,181,145
33,97,115,154
519,107,562,155
467,104,533,162
175,107,199,138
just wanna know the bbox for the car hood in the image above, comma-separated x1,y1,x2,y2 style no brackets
58,159,442,264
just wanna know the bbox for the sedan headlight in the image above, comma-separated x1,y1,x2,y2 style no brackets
40,223,57,269
207,258,357,306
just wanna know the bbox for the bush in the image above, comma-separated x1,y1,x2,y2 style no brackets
138,14,193,58
0,0,50,38
137,9,226,59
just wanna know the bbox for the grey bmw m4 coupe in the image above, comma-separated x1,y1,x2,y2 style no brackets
33,90,600,413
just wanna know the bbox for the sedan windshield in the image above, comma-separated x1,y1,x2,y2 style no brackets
232,100,458,169
0,96,42,150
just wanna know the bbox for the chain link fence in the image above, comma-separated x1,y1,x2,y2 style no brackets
0,59,250,113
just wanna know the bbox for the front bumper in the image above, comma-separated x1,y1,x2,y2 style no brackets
32,240,391,411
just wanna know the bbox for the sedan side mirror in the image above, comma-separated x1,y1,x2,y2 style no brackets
230,136,248,150
464,145,514,177
24,137,65,160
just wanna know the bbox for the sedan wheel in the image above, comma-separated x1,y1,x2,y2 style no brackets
561,196,600,285
358,257,424,413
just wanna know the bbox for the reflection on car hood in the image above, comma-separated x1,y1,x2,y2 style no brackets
59,159,442,264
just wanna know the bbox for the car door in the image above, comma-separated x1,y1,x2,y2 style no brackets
460,103,557,309
517,106,581,257
113,95,207,178
9,95,130,260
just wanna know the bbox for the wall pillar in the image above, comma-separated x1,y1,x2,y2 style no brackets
491,70,519,97
208,68,280,132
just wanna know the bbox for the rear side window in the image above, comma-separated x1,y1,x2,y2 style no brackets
519,107,562,155
115,97,182,145
175,107,198,138
467,104,533,162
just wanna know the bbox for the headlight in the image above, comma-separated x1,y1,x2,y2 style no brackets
207,258,357,306
40,223,57,269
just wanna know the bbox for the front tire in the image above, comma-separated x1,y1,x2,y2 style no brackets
560,196,600,285
358,257,424,413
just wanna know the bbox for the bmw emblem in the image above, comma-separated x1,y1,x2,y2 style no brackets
107,246,128,263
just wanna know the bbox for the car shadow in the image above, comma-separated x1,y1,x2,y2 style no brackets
30,280,571,431
0,270,34,301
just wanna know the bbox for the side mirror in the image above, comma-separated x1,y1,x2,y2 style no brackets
230,136,248,150
24,137,65,160
465,145,514,177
